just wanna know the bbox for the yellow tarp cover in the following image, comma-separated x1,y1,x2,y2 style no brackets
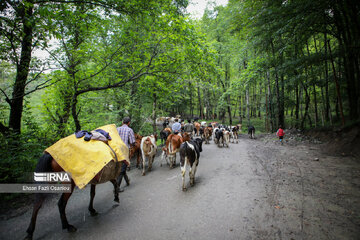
45,124,129,189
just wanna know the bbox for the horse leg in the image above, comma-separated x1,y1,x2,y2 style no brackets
25,153,53,239
148,155,153,171
160,151,165,167
88,184,99,216
117,163,128,191
193,161,198,184
58,181,77,232
181,157,187,191
25,194,46,240
189,165,194,186
142,153,146,176
110,179,120,203
169,155,174,169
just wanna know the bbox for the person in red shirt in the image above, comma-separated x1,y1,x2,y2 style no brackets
276,125,285,145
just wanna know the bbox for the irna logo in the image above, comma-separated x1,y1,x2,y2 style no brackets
34,172,71,182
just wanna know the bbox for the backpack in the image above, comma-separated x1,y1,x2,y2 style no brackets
277,128,284,137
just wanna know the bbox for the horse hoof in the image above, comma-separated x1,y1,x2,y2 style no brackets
67,225,77,232
182,187,187,191
90,210,98,216
24,234,32,240
114,197,119,203
142,173,145,176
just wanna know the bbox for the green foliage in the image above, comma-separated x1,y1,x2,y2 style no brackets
1,0,358,186
0,123,49,184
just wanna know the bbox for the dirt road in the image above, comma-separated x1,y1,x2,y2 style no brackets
1,135,359,240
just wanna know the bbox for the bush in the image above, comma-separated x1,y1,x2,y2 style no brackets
0,130,50,184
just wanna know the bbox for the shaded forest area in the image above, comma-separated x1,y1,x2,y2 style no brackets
0,0,359,183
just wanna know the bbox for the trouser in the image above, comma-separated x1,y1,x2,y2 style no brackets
117,163,130,187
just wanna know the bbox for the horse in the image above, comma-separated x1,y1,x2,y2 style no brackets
25,153,124,240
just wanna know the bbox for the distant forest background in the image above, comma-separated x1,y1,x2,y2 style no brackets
1,0,359,182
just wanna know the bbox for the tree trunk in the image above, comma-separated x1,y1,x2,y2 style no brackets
258,84,262,118
313,83,318,127
72,93,81,132
197,86,203,119
233,98,237,118
227,100,232,125
300,83,311,129
265,79,269,131
239,95,242,124
152,93,157,134
189,83,193,117
266,71,274,132
295,85,299,128
324,32,330,122
333,2,358,120
246,87,250,126
312,37,319,127
280,74,285,127
271,40,283,128
8,1,34,133
328,40,345,126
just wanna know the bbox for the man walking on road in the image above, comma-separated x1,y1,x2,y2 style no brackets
117,116,135,191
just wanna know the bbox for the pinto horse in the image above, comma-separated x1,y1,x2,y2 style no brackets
25,153,124,240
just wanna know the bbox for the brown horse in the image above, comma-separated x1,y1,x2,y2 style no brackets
25,153,124,240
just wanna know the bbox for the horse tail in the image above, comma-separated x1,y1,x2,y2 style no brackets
168,141,179,155
32,153,53,202
35,152,53,173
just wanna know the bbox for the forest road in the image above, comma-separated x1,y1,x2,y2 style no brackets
1,134,359,240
